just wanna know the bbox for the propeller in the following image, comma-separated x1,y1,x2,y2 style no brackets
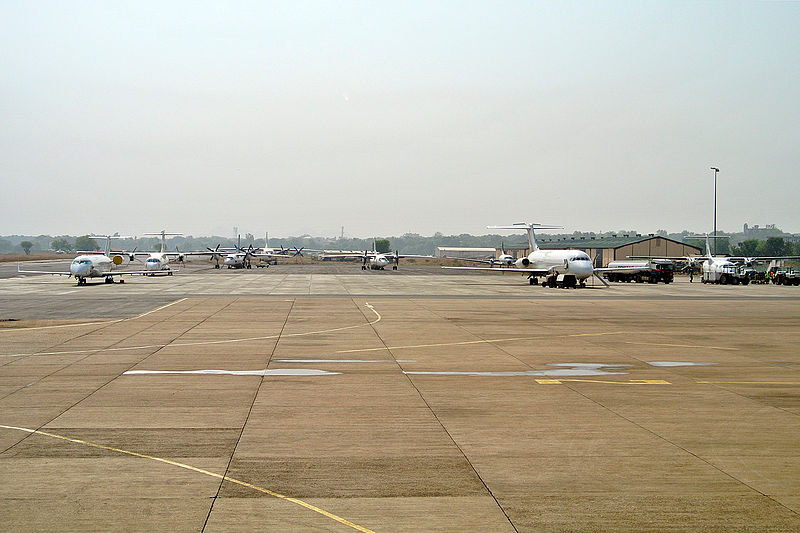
207,244,222,265
292,247,304,257
175,246,185,263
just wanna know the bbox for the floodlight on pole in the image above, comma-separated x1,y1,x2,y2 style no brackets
711,167,719,255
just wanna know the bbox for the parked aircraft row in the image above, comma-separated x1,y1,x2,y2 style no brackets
15,225,800,288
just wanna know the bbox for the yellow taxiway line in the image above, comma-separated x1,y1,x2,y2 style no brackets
0,298,188,333
337,330,628,354
0,424,375,533
535,379,671,385
2,302,381,358
697,381,800,385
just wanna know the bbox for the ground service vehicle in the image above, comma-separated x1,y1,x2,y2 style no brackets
701,263,749,285
772,270,800,286
604,260,674,284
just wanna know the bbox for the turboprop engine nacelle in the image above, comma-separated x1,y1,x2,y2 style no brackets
515,257,530,268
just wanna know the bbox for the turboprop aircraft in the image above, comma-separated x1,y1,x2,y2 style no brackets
320,240,432,270
251,232,308,267
447,241,516,267
443,223,636,288
17,235,154,286
630,234,800,285
139,231,184,274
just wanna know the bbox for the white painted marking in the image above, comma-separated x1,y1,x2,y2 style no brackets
274,359,416,363
124,368,339,376
405,363,630,377
647,361,717,367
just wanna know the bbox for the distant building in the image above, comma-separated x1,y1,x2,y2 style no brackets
440,236,701,266
537,235,702,267
436,247,497,260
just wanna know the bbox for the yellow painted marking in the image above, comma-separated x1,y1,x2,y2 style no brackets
0,424,375,533
132,298,188,319
0,298,188,333
3,302,381,358
337,331,627,354
622,341,738,351
697,381,800,385
535,379,671,385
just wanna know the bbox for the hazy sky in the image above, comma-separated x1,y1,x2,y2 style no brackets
2,1,798,238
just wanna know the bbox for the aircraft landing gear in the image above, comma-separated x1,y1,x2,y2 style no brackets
104,277,114,284
392,266,397,270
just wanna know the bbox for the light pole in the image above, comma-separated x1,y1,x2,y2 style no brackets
711,167,719,255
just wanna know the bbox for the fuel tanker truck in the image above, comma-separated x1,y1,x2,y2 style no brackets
603,259,674,284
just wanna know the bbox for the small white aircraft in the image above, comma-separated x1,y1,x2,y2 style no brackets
18,235,154,286
444,223,634,288
320,241,431,270
447,241,516,267
140,231,184,274
630,234,800,285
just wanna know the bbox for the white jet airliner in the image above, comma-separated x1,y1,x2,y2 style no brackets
444,223,634,288
18,235,153,286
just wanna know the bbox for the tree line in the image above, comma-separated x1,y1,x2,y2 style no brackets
3,233,800,258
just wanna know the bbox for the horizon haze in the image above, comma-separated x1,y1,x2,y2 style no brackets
2,2,798,238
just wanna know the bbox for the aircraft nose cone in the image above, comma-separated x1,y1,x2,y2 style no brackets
70,264,89,276
577,262,594,278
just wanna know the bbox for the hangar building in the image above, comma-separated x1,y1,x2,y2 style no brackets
538,235,702,267
491,235,702,267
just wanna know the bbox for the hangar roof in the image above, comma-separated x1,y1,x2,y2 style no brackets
538,235,701,251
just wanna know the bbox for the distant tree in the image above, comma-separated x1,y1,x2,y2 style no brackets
20,241,33,255
714,238,731,255
685,239,705,253
733,239,760,257
245,233,254,242
375,239,391,253
763,237,787,257
75,235,99,252
51,238,73,252
0,239,11,252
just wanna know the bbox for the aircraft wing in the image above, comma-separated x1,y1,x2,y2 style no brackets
627,255,701,261
102,269,163,276
17,265,71,276
397,254,433,259
443,256,495,264
727,256,800,263
594,265,651,273
442,266,552,275
319,253,368,259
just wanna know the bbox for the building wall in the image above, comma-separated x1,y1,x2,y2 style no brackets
610,238,701,264
436,247,496,259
